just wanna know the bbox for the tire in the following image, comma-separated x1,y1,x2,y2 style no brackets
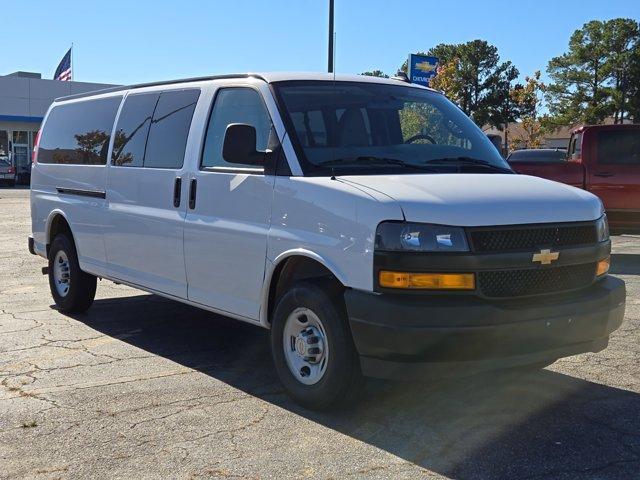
270,280,364,410
48,233,97,313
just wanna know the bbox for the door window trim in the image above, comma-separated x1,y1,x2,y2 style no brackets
198,85,276,175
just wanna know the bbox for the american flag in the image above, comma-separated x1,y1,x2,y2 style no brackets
54,48,72,81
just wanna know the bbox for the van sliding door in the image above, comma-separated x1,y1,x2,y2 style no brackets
105,89,200,297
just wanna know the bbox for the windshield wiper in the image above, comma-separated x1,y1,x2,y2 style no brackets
318,156,437,171
424,156,513,173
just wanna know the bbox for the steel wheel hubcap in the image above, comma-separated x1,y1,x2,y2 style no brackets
283,307,329,385
53,251,71,297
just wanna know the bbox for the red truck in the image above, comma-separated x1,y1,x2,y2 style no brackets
508,124,640,233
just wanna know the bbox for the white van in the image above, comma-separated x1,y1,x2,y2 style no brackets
29,73,625,409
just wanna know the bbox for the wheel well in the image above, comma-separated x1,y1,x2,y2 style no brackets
47,214,72,257
267,256,343,324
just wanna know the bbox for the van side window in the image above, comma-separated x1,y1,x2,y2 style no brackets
201,88,273,169
38,96,121,165
112,93,160,167
597,130,640,165
144,89,200,169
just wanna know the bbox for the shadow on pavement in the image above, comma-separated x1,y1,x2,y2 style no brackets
71,294,640,480
610,253,640,275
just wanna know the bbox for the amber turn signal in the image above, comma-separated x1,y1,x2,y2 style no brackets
379,271,475,290
596,257,610,276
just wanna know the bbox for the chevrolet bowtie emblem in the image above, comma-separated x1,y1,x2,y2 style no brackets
532,249,559,265
415,61,437,73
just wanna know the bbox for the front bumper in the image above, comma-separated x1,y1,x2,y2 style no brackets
345,276,625,380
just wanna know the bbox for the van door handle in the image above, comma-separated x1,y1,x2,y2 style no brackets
173,177,182,207
189,178,197,209
593,172,614,178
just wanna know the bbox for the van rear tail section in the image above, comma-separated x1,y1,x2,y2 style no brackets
30,94,122,270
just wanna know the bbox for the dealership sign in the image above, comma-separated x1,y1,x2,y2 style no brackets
408,54,439,87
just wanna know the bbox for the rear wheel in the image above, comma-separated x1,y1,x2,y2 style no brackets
48,233,96,313
270,281,363,410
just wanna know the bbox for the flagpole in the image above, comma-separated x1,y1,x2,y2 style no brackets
328,0,334,73
70,43,74,81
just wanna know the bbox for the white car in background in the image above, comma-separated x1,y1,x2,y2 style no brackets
0,154,16,186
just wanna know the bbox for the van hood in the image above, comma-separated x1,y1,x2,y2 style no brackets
339,174,602,226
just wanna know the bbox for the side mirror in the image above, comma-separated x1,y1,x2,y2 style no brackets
222,123,263,166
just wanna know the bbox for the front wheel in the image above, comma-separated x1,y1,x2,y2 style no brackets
270,281,363,410
48,233,97,313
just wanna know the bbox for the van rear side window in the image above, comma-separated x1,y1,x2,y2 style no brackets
38,96,121,165
144,89,200,169
112,93,160,167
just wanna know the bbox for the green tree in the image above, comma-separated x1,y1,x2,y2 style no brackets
511,72,547,149
360,70,388,78
429,59,464,104
404,41,515,124
604,18,640,123
480,62,521,137
546,19,640,126
627,44,640,122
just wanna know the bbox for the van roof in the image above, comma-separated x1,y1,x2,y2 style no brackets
55,72,433,102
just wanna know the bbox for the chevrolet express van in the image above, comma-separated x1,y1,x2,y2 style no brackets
28,73,625,409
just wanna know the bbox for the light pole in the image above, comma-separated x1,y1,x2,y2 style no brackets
328,0,334,73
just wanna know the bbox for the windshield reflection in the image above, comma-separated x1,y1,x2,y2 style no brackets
275,81,509,176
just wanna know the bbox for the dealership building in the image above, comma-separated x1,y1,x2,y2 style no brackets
0,71,115,183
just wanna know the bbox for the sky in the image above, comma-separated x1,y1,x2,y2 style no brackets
3,0,639,86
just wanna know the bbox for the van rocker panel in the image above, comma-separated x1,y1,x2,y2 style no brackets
344,275,625,380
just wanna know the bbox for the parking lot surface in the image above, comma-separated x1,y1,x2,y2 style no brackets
1,187,638,479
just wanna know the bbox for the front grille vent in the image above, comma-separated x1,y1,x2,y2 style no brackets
470,223,597,253
478,263,597,298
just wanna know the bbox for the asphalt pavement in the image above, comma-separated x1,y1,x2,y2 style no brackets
1,186,638,479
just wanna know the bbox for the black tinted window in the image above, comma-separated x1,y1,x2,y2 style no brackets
144,89,200,169
508,150,566,163
275,82,508,175
201,88,273,169
112,93,159,167
39,97,121,165
598,130,640,165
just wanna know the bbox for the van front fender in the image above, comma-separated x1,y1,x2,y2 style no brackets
260,249,350,327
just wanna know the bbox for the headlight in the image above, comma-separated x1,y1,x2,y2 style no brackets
375,222,469,252
596,214,609,242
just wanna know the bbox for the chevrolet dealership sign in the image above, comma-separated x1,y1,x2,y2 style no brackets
408,54,439,87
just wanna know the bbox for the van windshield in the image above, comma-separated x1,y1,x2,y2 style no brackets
274,81,511,176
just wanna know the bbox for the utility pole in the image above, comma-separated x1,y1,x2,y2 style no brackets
328,0,334,73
